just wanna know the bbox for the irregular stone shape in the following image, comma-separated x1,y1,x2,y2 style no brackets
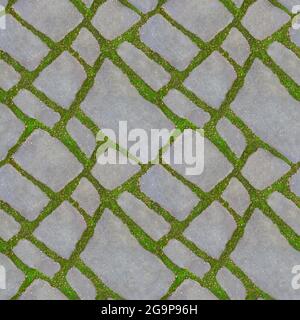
166,138,233,192
164,240,210,278
0,60,20,90
290,27,300,47
0,15,49,71
0,103,24,161
82,0,93,7
34,201,86,259
277,0,297,11
217,118,246,157
163,0,233,41
242,149,290,190
222,28,250,65
20,280,67,300
231,59,300,163
92,150,140,190
140,166,199,221
184,202,236,259
13,240,60,277
242,0,290,40
0,165,49,221
128,0,157,12
222,178,250,215
72,178,100,216
0,253,24,300
67,118,95,157
34,51,86,109
67,268,96,300
231,209,300,300
14,90,60,128
72,28,100,65
169,280,217,300
14,0,82,42
14,129,83,192
81,209,174,299
233,0,243,7
117,191,170,241
118,42,170,91
268,42,300,85
140,15,199,71
184,52,236,109
217,268,246,300
163,90,211,128
0,209,20,241
92,0,140,40
290,170,300,196
268,192,300,235
81,59,174,161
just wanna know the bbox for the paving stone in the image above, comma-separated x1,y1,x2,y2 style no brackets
92,149,140,190
163,0,233,42
222,28,250,65
242,0,290,40
163,90,211,128
0,253,25,300
0,103,24,161
140,15,199,71
184,51,236,109
0,209,20,241
277,0,297,11
231,209,300,300
217,268,246,300
0,164,49,221
67,268,96,300
92,0,140,40
140,166,199,221
0,60,20,90
169,280,217,300
222,178,250,215
14,0,82,42
72,178,100,216
232,0,243,7
242,149,290,190
14,129,83,192
290,27,300,47
217,118,246,157
34,51,86,109
290,170,300,196
268,42,300,85
81,59,174,161
117,191,170,241
13,90,60,128
164,240,210,278
231,59,300,163
184,201,236,259
13,240,60,277
67,118,96,157
20,280,67,300
81,209,174,299
72,28,100,65
117,41,171,91
165,138,233,192
82,0,93,7
34,201,86,259
128,0,157,13
268,192,300,235
0,15,49,71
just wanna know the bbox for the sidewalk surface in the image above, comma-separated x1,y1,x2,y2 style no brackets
0,0,300,300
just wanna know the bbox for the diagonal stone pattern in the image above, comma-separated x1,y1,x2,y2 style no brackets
0,0,299,300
